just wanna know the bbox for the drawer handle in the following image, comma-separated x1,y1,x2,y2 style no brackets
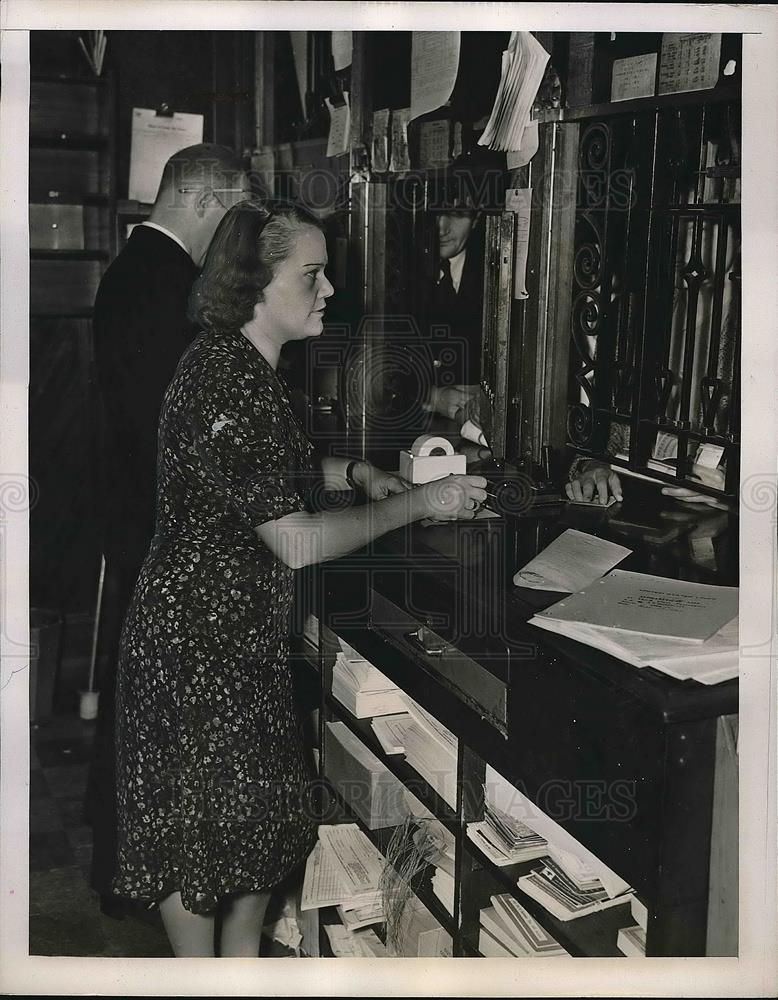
404,626,451,657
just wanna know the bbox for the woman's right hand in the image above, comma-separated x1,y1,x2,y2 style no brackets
414,475,488,522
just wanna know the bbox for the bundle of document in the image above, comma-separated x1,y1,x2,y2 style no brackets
466,799,548,867
431,867,455,916
529,569,739,684
301,824,387,930
324,923,388,958
370,712,415,755
332,652,406,718
517,853,633,922
479,894,568,957
400,694,459,810
617,923,647,957
478,31,550,152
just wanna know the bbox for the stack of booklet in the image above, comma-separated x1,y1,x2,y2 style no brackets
479,894,568,957
466,798,548,867
370,712,415,755
517,854,634,922
529,569,739,684
332,652,407,718
400,694,459,810
478,31,550,152
324,923,388,958
617,923,647,957
431,868,455,916
301,824,386,930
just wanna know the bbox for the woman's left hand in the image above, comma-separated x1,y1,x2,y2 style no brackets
352,461,412,500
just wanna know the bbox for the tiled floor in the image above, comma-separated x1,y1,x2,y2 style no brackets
29,712,296,958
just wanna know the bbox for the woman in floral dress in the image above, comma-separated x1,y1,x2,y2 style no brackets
113,199,487,956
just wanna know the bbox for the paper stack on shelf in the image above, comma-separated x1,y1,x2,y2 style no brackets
479,894,569,957
400,694,459,810
466,797,548,867
324,923,388,958
617,923,647,957
370,712,415,755
478,31,550,152
332,653,407,718
431,867,455,916
517,854,634,922
302,825,386,931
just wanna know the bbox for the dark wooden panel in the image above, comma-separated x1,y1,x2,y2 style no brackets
30,259,103,314
30,79,101,135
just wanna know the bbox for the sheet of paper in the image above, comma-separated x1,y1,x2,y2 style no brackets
509,186,532,299
318,823,385,895
479,32,550,152
389,107,411,172
372,108,390,172
658,33,722,95
301,841,350,910
331,30,352,71
326,92,350,158
535,569,739,642
506,120,539,169
611,53,657,102
289,31,308,112
418,119,450,169
513,528,632,593
324,923,367,958
410,31,460,121
128,108,204,204
485,765,630,898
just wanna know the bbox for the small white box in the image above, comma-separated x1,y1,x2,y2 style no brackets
398,450,466,484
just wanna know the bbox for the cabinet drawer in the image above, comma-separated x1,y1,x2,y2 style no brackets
370,589,508,734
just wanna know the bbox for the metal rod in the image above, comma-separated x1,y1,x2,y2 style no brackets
87,553,106,693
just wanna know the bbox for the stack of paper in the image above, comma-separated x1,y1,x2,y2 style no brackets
301,825,387,930
529,569,739,684
431,867,455,916
324,923,388,958
478,32,550,152
332,653,406,718
518,854,633,922
466,800,548,867
370,712,415,755
617,923,647,957
479,895,568,957
513,529,632,593
400,694,459,810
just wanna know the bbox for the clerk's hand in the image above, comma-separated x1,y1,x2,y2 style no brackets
351,461,411,500
417,475,488,522
565,463,623,505
425,385,481,423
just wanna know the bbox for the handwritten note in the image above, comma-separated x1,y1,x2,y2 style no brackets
389,107,411,173
514,528,632,593
611,52,657,102
410,31,460,121
658,33,722,95
325,92,350,158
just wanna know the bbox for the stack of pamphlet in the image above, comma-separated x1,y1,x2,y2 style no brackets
370,712,415,755
479,894,568,957
529,570,739,684
517,853,634,922
332,652,406,718
301,824,386,930
431,867,455,916
324,924,388,958
400,694,459,810
466,798,548,867
478,31,550,152
617,923,647,957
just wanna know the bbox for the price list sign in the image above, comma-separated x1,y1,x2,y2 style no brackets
658,33,722,95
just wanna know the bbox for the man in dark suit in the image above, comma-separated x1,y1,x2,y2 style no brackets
85,143,249,916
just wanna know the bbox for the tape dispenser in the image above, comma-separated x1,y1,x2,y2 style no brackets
399,433,467,484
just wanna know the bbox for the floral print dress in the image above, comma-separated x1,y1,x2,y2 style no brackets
113,329,317,914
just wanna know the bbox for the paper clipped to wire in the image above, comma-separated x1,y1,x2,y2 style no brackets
326,92,351,158
478,32,550,152
533,568,738,643
410,31,461,121
514,528,632,593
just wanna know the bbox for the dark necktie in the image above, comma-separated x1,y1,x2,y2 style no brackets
438,257,456,299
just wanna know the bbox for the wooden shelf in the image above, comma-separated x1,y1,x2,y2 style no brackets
535,81,741,125
31,73,107,87
325,692,458,827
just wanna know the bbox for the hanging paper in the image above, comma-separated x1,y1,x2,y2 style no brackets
611,53,657,102
332,30,352,71
410,31,461,121
506,120,539,169
128,108,204,204
418,120,451,170
479,32,549,152
290,31,308,113
505,187,532,300
389,108,411,173
658,33,722,95
372,108,390,172
325,92,351,158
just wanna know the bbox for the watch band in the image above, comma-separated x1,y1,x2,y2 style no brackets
344,460,361,490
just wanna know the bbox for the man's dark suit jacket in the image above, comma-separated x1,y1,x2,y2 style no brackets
93,224,198,571
426,228,486,387
87,224,197,899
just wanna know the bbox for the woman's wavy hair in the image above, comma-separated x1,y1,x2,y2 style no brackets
188,199,325,332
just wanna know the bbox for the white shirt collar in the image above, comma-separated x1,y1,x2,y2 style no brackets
139,221,191,258
441,248,466,293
